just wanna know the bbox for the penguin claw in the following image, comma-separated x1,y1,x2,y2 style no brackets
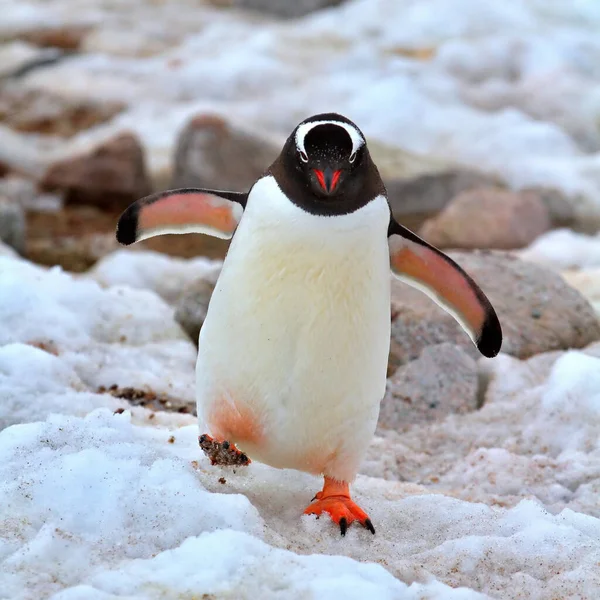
304,493,374,535
198,434,251,467
364,518,376,535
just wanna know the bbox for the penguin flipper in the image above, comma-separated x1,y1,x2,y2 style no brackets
116,188,247,245
388,219,502,358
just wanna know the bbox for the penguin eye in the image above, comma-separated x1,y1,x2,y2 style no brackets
349,151,357,164
299,151,309,163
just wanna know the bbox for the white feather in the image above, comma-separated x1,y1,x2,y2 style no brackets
295,120,364,158
196,176,391,483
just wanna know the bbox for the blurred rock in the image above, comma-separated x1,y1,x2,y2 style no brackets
386,170,500,226
534,188,577,229
0,196,25,254
0,84,124,137
379,344,479,431
389,251,600,368
27,233,121,272
208,0,345,18
41,132,151,210
18,25,91,50
172,115,280,192
419,188,551,250
174,275,220,344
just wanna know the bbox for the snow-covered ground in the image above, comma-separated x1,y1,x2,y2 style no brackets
1,248,600,599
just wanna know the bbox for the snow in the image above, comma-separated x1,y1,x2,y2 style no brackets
2,247,600,598
519,228,600,270
89,250,221,305
0,256,197,410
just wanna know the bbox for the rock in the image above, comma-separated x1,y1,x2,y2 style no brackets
172,115,280,192
0,196,25,254
379,344,479,431
207,0,345,18
0,83,124,137
26,233,121,272
18,25,91,50
174,275,220,344
389,251,600,367
534,188,577,229
41,132,151,210
386,170,501,230
419,188,551,250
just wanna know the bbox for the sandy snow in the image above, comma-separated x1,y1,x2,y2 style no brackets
1,249,600,599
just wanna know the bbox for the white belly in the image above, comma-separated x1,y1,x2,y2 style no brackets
196,176,391,482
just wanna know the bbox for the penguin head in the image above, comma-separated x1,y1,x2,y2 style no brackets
270,113,385,216
292,114,366,199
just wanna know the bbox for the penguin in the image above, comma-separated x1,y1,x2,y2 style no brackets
116,113,502,536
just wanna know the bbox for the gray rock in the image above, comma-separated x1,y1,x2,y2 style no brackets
0,195,26,254
207,0,345,18
172,114,280,192
389,251,600,368
379,344,479,431
174,275,219,344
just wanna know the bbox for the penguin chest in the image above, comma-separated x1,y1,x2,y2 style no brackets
196,178,391,475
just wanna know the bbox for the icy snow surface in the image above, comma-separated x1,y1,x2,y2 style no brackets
1,250,600,599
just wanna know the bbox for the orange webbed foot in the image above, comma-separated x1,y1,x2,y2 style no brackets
304,477,375,536
198,434,251,466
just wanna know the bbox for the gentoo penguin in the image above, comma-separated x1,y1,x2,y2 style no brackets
116,113,502,535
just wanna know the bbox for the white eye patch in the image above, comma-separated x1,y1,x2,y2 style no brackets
295,120,364,159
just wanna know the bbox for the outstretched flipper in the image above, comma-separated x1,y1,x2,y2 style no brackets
116,188,247,245
388,219,502,358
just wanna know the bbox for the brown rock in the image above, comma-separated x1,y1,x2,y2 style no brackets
41,133,151,210
419,188,551,250
19,25,92,50
379,344,479,431
172,114,280,192
386,170,500,225
389,251,600,367
0,84,124,137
